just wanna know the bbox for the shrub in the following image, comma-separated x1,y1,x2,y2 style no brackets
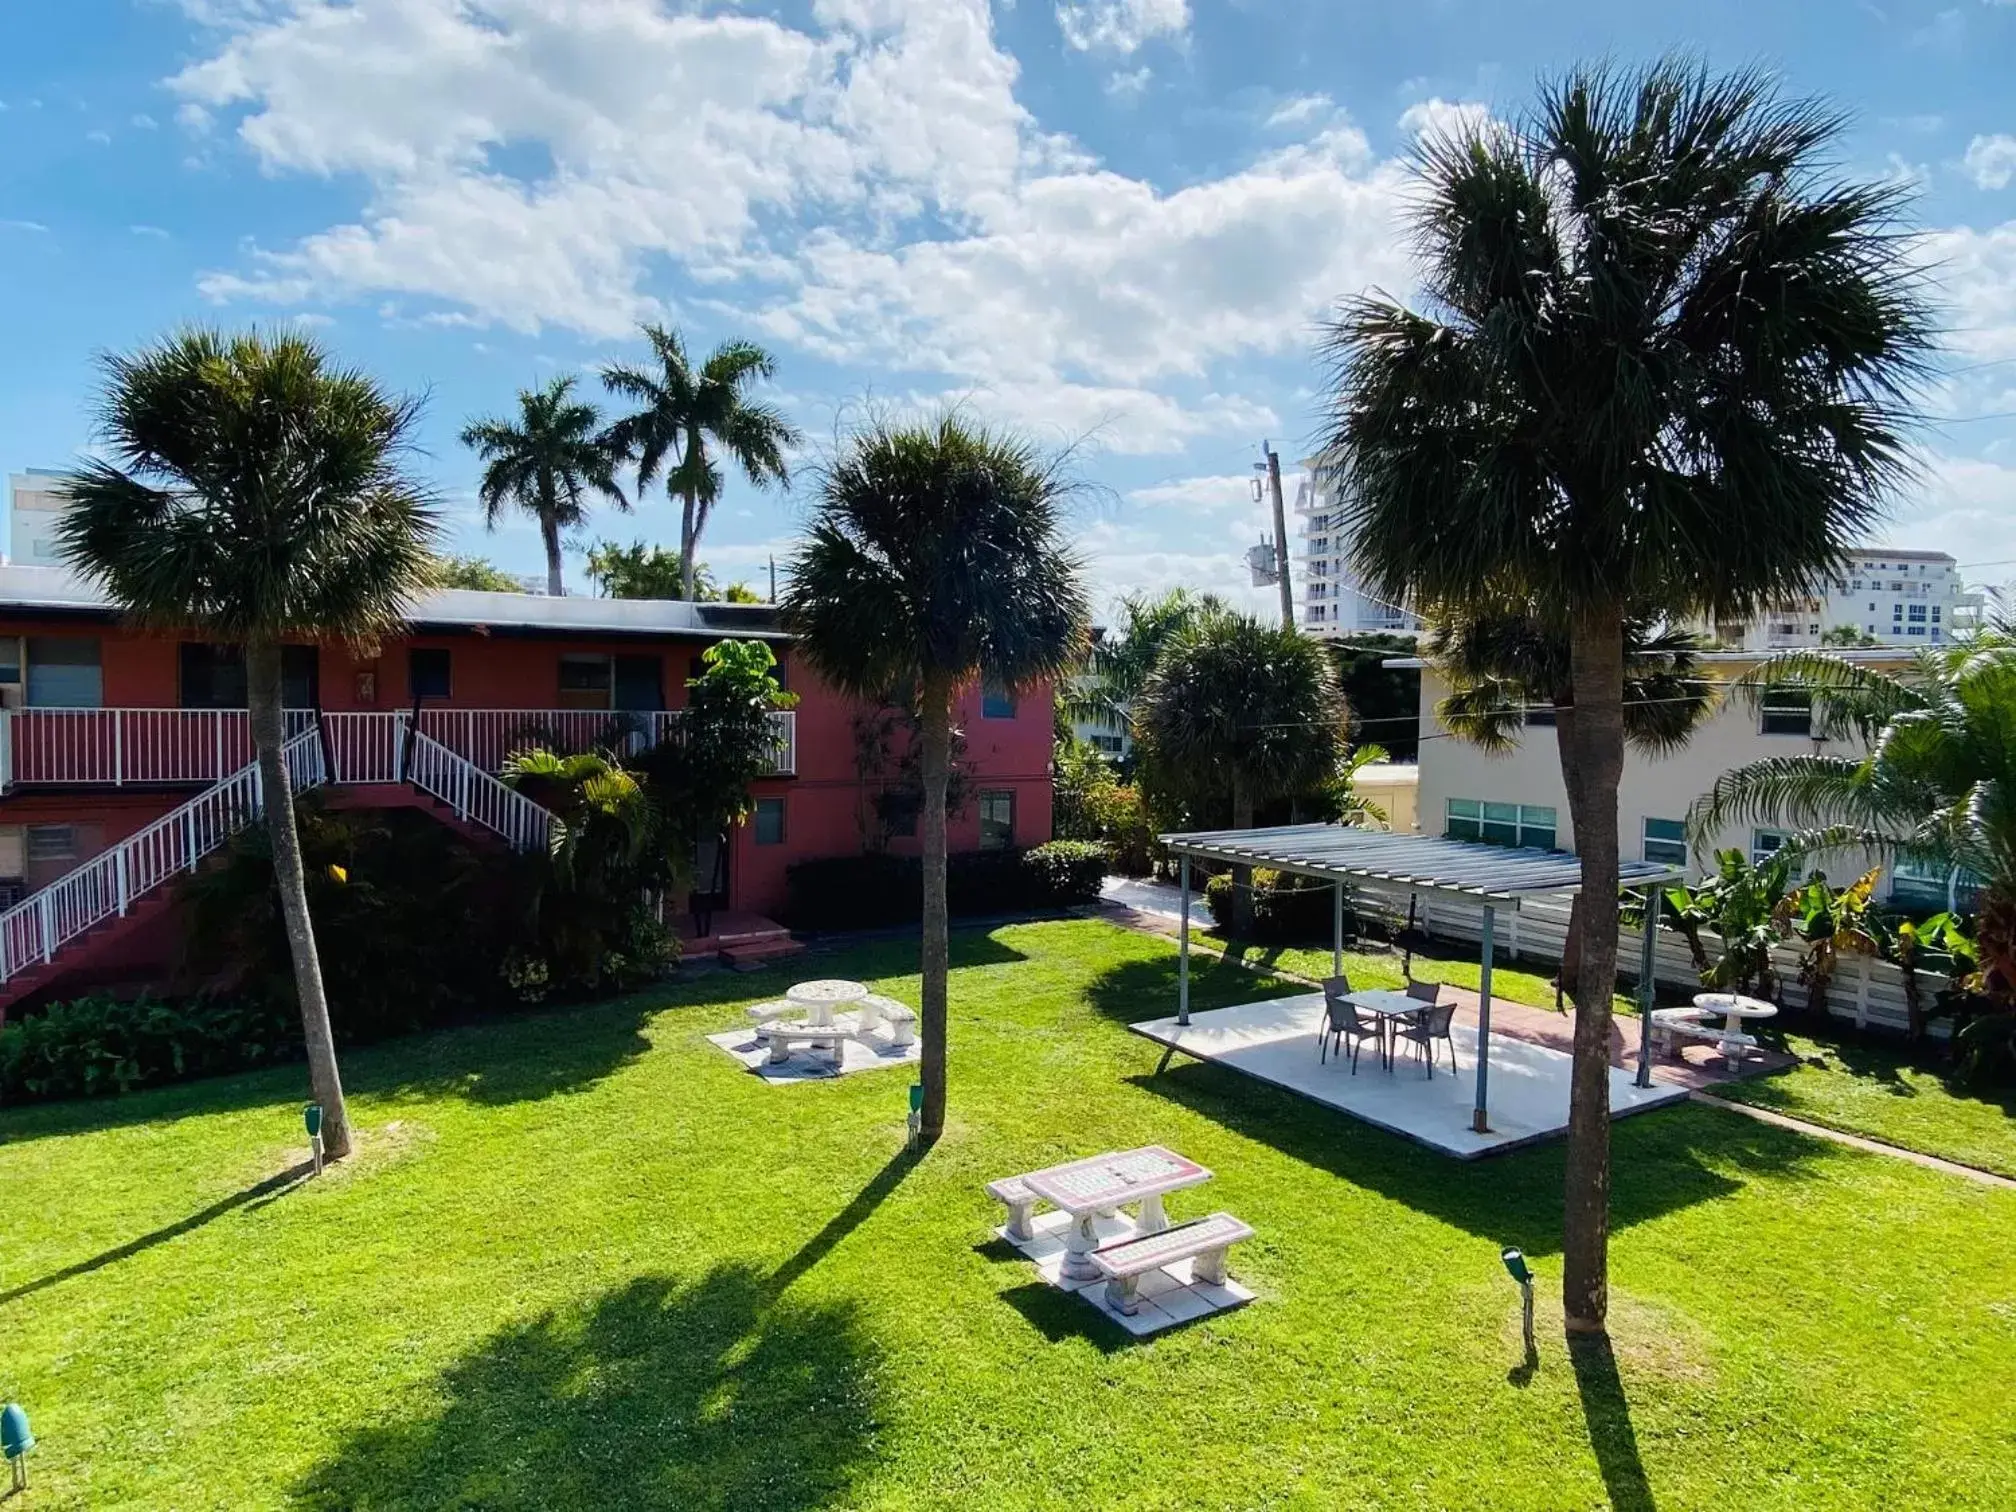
0,993,296,1105
1022,840,1108,905
1205,867,1357,944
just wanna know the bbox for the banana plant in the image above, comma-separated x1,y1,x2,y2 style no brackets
1784,868,1881,1018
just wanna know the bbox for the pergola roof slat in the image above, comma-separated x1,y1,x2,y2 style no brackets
1159,823,1681,907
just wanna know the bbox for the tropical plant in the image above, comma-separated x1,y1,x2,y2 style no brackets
782,415,1090,1142
1133,613,1349,935
585,539,715,601
1785,868,1882,1018
460,375,627,596
1693,640,2016,1079
600,325,800,603
1324,58,1928,1332
1671,848,1799,1000
429,554,526,592
57,328,439,1159
1065,587,1231,737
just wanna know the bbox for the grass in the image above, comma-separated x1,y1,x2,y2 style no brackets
1710,1023,2016,1178
0,917,2010,1509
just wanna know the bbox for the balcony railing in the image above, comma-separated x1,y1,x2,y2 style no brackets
0,707,797,789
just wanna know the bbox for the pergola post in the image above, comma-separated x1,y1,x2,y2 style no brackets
1177,855,1192,1027
1332,880,1344,979
1472,904,1496,1134
1635,889,1658,1089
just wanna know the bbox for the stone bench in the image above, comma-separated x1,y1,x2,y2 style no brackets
855,994,917,1048
1651,1008,1758,1062
755,1022,846,1067
1091,1212,1254,1316
986,1175,1045,1241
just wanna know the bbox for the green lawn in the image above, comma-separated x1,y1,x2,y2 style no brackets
1,918,2011,1509
1710,1025,2016,1179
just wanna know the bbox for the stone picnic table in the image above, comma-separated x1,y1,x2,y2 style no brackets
1021,1145,1213,1285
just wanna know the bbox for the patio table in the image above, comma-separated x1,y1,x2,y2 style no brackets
1344,989,1427,1071
1022,1146,1213,1284
785,978,868,1028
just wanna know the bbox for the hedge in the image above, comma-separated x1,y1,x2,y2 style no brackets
0,993,298,1105
784,842,1109,930
1205,867,1360,945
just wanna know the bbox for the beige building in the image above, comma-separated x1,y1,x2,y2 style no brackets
8,471,71,568
1399,646,1954,910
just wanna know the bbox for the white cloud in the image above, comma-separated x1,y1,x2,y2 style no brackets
1921,219,2016,360
1890,452,2016,569
1124,473,1264,513
1054,0,1189,55
1105,66,1152,101
175,0,1414,420
1963,134,2016,190
1397,98,1492,142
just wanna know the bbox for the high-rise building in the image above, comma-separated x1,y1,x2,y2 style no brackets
1702,548,1978,649
1291,452,1420,638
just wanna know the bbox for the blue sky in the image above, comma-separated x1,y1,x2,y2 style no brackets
4,0,2015,615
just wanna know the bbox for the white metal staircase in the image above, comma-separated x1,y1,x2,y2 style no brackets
0,718,558,993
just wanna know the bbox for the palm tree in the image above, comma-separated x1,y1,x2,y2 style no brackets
1066,587,1232,735
1427,603,1718,1000
57,328,439,1160
460,376,626,596
1133,614,1349,935
1324,58,1928,1333
601,326,801,603
1692,640,2016,1038
782,416,1090,1143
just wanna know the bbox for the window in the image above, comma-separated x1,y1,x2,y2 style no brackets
1446,798,1556,850
1751,829,1789,865
979,789,1015,850
1889,857,1951,911
612,655,664,712
25,637,102,708
1908,603,1927,621
1931,606,1941,623
409,648,451,700
753,796,786,846
25,825,76,863
558,654,613,710
1759,687,1812,737
1524,704,1557,727
1642,817,1688,866
178,644,317,708
982,680,1017,719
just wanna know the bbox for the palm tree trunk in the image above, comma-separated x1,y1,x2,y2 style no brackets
917,671,953,1143
680,486,699,603
541,513,564,597
1558,601,1626,1335
1230,772,1255,937
248,639,351,1161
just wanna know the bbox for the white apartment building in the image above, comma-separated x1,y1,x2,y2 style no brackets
1292,452,1421,638
1704,547,1975,649
8,471,71,568
1403,646,1959,911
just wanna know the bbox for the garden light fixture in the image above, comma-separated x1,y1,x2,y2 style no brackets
304,1102,325,1175
1502,1247,1535,1356
2,1402,33,1492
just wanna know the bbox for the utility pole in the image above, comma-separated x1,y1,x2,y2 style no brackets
1263,441,1294,631
768,555,776,603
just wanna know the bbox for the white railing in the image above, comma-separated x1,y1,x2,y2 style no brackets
0,708,318,788
404,729,558,854
0,730,327,984
0,706,797,787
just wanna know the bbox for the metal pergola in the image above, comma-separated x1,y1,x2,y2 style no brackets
1159,824,1685,1132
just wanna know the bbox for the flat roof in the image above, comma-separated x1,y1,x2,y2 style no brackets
0,564,789,640
1381,645,1919,670
1160,822,1682,909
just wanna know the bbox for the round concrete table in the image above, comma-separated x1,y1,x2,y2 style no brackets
786,978,868,1028
1691,992,1777,1062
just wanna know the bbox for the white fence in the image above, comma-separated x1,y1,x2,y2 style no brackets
0,706,797,786
1381,891,1947,1039
0,730,327,984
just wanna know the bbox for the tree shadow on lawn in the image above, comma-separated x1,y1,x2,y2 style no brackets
0,1159,311,1307
1082,953,1308,1027
1130,1058,1836,1258
294,1262,884,1512
1569,1332,1656,1512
